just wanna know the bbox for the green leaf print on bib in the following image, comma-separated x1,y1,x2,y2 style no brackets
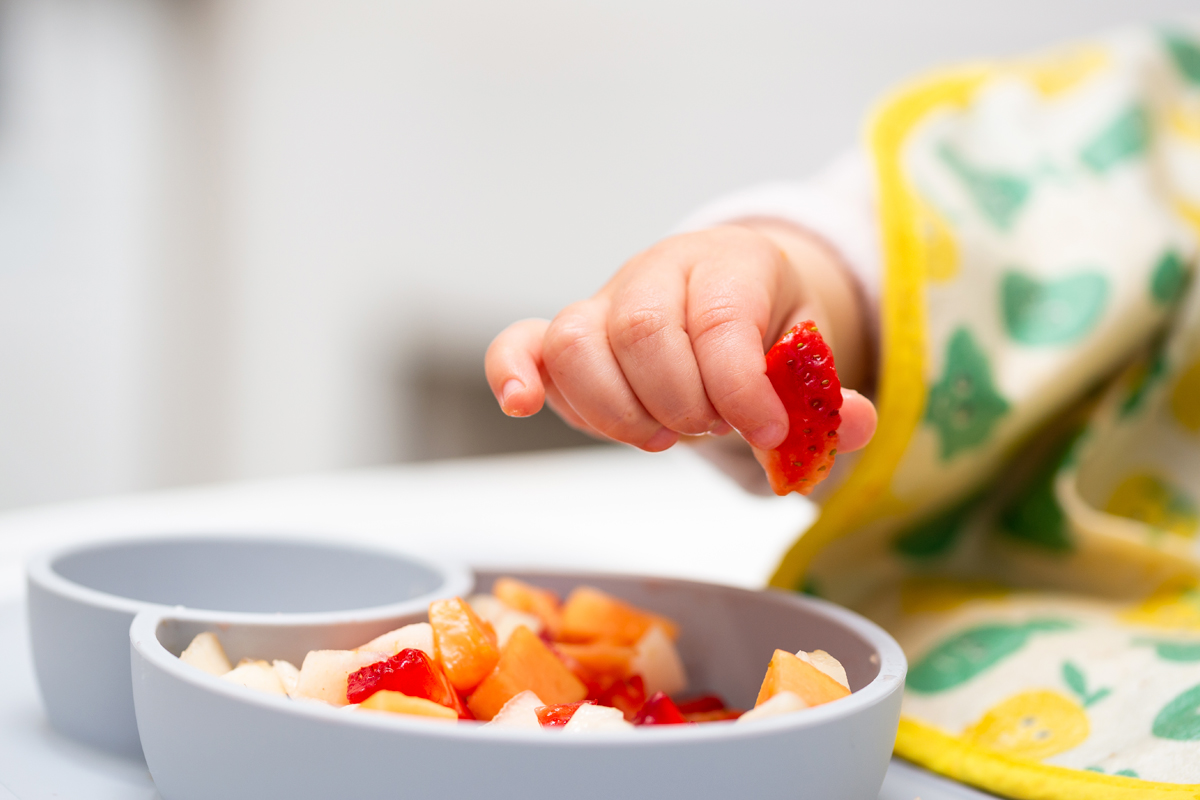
1062,661,1111,707
908,619,1074,694
1134,638,1200,662
1081,105,1151,173
925,328,1011,460
1151,251,1189,305
938,145,1032,230
1153,683,1200,741
998,436,1074,552
1164,30,1200,85
892,493,981,559
1001,270,1108,346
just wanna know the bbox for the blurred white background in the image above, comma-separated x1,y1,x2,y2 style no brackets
0,0,1194,509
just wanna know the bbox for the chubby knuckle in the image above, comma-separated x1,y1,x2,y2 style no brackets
689,299,745,344
542,311,593,368
610,306,673,353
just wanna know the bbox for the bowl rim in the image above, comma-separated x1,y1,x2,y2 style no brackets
130,570,907,746
27,533,473,625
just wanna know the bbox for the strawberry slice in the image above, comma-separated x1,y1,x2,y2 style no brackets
536,700,595,728
760,321,842,496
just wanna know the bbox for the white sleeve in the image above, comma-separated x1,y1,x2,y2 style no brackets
674,150,881,342
675,150,881,497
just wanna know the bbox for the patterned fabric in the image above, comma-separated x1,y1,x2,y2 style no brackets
769,25,1200,798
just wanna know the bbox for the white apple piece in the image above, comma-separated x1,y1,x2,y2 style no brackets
482,690,545,730
272,659,301,696
293,650,390,706
562,704,633,733
735,691,807,724
221,660,287,696
179,631,233,676
355,622,434,657
468,594,543,646
796,649,849,690
630,624,687,697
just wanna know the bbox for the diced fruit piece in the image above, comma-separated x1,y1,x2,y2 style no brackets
492,577,563,636
430,597,502,693
294,650,390,706
559,587,679,645
221,660,287,696
759,321,842,496
563,703,633,732
272,660,301,696
469,595,543,646
179,632,232,676
755,649,851,708
676,695,727,715
630,624,687,697
738,690,807,723
483,690,545,729
346,648,468,718
356,623,434,657
592,675,646,722
684,708,744,722
467,626,588,721
796,649,849,690
633,691,690,726
555,642,635,681
536,700,594,729
359,690,458,721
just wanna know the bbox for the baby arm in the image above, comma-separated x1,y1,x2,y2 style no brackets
484,220,877,458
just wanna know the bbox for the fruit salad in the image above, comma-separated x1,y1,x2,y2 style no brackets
177,578,852,730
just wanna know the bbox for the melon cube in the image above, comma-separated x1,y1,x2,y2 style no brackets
483,690,545,729
755,649,850,708
796,649,849,690
294,650,390,706
221,660,287,696
179,632,232,676
559,586,679,645
467,626,587,721
430,597,501,693
355,622,434,658
736,691,807,723
359,690,458,721
492,577,563,636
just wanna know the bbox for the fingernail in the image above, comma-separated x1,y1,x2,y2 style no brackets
708,420,734,436
644,427,679,452
500,379,524,415
748,421,786,450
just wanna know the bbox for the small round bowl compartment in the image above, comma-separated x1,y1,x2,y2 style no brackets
131,570,906,800
26,535,471,758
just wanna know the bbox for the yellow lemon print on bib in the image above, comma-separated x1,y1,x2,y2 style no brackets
1011,46,1109,97
963,690,1089,761
1121,578,1200,631
1171,359,1200,433
1106,473,1199,538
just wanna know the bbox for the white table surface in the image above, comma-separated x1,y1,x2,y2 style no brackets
0,446,996,799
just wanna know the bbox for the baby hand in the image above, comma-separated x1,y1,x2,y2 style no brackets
485,223,876,454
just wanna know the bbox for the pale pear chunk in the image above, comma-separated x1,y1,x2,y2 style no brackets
736,691,807,723
222,660,287,696
179,632,232,676
294,650,389,706
795,649,849,690
483,690,544,730
469,595,543,646
630,624,686,697
562,703,632,732
355,623,434,657
272,660,301,696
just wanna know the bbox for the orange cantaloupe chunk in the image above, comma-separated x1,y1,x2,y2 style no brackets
429,597,501,694
755,649,851,708
558,586,679,645
467,626,587,720
359,690,458,721
493,577,563,636
554,642,635,680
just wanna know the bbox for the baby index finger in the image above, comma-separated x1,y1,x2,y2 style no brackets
485,318,550,418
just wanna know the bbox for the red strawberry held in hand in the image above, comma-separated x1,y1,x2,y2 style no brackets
759,321,842,496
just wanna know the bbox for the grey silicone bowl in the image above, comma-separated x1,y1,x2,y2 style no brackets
26,535,471,758
131,571,906,800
